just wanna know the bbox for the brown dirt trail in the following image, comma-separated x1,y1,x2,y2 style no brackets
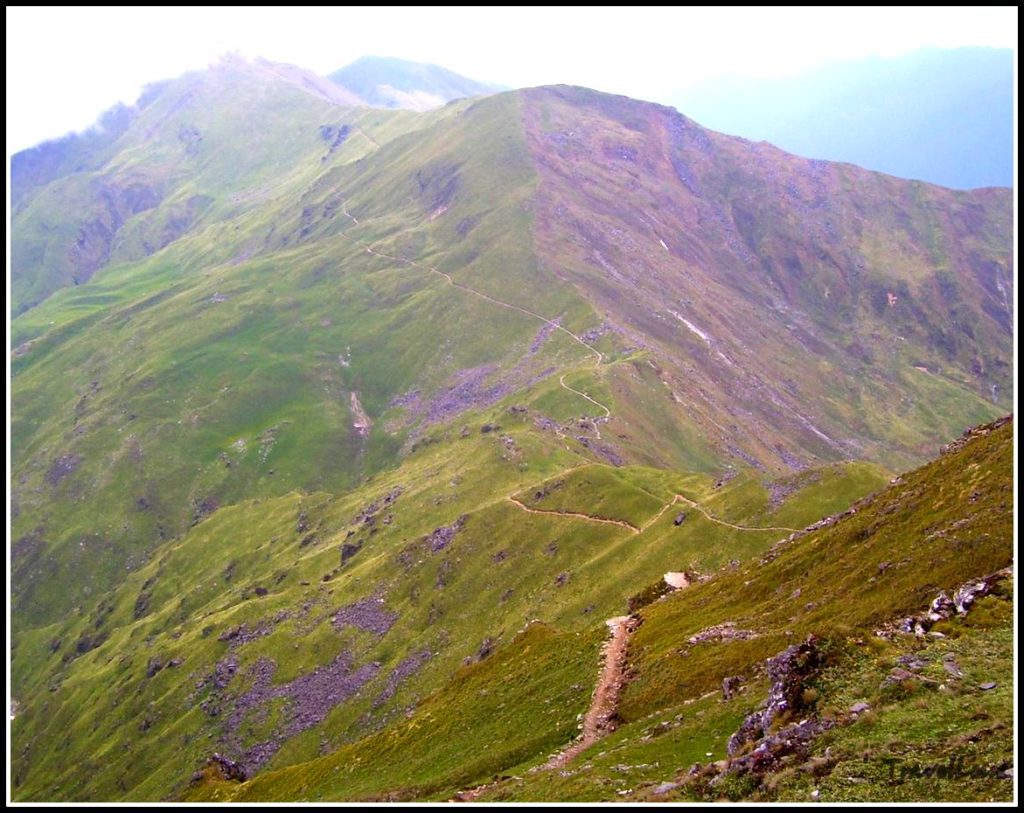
538,614,637,771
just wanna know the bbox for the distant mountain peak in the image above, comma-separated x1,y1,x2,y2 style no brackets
328,55,505,111
210,53,366,107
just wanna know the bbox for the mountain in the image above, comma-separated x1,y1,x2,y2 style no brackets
10,55,368,316
672,48,1013,190
9,57,1015,802
328,55,505,111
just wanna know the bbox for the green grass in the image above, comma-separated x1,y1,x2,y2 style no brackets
185,420,1011,803
226,622,604,801
511,464,673,527
477,689,753,802
770,593,1014,803
9,397,890,801
10,72,1015,804
620,419,1013,722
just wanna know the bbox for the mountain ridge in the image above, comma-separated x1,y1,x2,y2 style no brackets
9,59,1015,803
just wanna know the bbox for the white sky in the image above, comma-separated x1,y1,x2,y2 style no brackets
5,5,1017,153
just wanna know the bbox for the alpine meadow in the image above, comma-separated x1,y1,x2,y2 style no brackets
8,42,1015,805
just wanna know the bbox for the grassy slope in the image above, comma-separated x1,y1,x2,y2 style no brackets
10,89,578,629
166,417,1011,802
13,82,1010,635
481,583,1014,803
478,418,1016,802
227,622,605,802
620,419,1013,718
10,407,884,800
510,464,678,527
769,595,1014,803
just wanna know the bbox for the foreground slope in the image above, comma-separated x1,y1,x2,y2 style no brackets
10,401,886,800
191,416,1012,802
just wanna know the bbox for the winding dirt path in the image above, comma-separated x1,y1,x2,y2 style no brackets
354,125,381,150
337,200,611,419
448,616,636,802
334,203,802,540
638,495,682,532
538,615,637,771
506,491,798,538
672,494,800,533
448,490,796,800
507,496,638,531
558,374,611,420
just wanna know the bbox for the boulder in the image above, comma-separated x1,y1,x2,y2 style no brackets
722,675,744,700
927,591,954,622
207,753,247,782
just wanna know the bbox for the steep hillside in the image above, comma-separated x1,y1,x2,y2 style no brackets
328,55,503,111
180,416,1012,802
9,392,887,800
520,86,1012,472
9,67,1014,803
10,55,371,316
14,85,609,630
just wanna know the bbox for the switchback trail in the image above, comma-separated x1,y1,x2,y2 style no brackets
337,201,611,419
559,374,611,421
672,494,801,534
334,204,801,539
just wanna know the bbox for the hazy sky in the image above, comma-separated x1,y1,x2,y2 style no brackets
5,6,1016,152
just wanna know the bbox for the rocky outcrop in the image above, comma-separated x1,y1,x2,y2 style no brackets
719,717,835,783
203,753,247,782
67,179,164,286
426,515,468,552
939,415,1012,457
954,572,1010,614
331,596,398,637
876,566,1013,639
687,622,759,647
727,635,822,756
373,650,432,708
319,124,350,156
722,675,745,700
351,487,403,527
45,454,81,486
690,569,1013,796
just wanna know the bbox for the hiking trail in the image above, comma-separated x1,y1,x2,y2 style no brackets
337,200,611,420
537,615,637,771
